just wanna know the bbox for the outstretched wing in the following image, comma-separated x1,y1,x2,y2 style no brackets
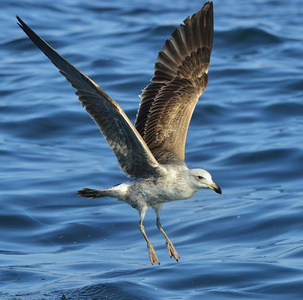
135,2,213,163
17,16,159,177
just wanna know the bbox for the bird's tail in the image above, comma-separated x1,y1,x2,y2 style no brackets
77,188,107,198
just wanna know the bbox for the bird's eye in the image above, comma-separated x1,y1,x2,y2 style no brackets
198,176,204,180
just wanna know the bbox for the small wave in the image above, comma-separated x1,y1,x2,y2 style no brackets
215,27,282,56
218,27,281,45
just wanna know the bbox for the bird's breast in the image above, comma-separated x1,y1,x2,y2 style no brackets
129,171,196,205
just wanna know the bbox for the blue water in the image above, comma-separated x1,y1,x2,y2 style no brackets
1,0,303,298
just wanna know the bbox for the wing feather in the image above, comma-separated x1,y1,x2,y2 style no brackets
17,16,159,177
135,2,213,163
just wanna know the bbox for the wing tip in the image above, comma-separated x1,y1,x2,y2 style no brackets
16,15,26,30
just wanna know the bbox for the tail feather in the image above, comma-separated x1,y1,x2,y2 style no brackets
77,188,106,198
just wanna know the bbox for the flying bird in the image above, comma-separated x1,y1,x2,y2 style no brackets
17,1,221,265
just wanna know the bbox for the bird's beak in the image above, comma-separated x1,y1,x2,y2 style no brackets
209,182,222,194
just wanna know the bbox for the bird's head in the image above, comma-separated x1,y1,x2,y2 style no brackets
187,168,222,194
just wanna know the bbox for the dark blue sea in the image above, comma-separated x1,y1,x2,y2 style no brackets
1,0,303,299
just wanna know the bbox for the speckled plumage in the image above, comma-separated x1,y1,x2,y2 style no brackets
17,1,221,265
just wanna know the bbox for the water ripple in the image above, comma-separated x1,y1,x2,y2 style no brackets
1,0,303,299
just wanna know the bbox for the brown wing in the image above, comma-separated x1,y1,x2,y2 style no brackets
17,16,159,177
135,2,213,163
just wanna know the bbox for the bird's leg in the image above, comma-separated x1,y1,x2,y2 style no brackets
138,207,160,265
152,203,179,262
156,217,180,262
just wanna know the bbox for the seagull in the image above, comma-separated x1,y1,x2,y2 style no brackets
17,1,221,265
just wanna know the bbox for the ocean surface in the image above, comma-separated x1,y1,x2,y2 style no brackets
1,0,303,299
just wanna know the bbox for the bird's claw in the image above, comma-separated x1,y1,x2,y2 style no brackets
148,245,160,265
166,241,180,262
